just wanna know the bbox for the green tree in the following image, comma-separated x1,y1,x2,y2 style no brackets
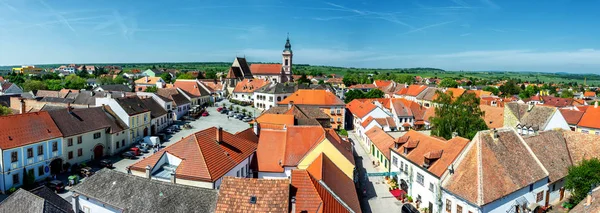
498,80,522,97
160,72,173,83
22,80,47,92
297,74,311,84
318,79,325,85
518,85,540,99
46,79,64,90
144,86,158,93
560,90,574,98
22,168,35,190
565,158,600,204
65,74,87,90
76,70,90,79
439,78,459,88
0,105,12,116
98,76,114,85
483,86,500,95
365,89,384,98
344,90,364,103
8,73,25,86
113,75,127,84
177,73,194,79
430,91,488,139
205,71,217,79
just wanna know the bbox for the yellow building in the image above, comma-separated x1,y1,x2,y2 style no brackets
12,66,43,74
297,133,356,180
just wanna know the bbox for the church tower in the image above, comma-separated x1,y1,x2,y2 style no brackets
282,34,293,82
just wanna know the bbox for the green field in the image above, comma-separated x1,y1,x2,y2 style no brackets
2,62,599,86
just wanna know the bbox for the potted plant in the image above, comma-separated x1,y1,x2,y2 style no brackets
407,196,413,203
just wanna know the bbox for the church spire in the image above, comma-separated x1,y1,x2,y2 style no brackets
284,33,292,52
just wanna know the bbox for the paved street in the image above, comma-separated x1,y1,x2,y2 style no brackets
350,130,403,213
58,104,253,201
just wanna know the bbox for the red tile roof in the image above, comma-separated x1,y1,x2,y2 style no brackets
584,91,596,97
398,85,427,97
256,114,294,126
559,109,585,125
348,84,377,89
0,111,62,149
233,79,268,93
325,78,343,84
480,105,504,129
392,130,470,177
578,105,600,129
373,80,392,88
346,99,377,119
130,127,257,182
279,89,344,106
134,77,163,85
215,177,290,213
173,80,207,97
305,154,362,213
250,64,282,75
291,170,323,213
364,127,395,161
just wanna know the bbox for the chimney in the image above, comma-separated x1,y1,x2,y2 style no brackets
288,101,294,110
67,102,72,112
585,190,593,206
492,129,499,139
170,172,176,183
253,122,260,136
595,101,598,108
20,98,26,114
216,127,223,143
452,132,458,138
145,76,149,83
71,193,80,213
528,103,534,111
145,165,152,178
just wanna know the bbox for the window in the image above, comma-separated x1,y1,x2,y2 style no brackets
68,151,73,160
446,199,451,212
241,167,245,177
38,166,44,176
122,140,125,147
337,117,341,122
457,205,463,213
52,142,57,152
12,174,19,184
336,108,341,114
11,152,17,162
529,184,533,192
38,145,44,156
68,138,73,146
581,129,589,134
404,164,408,173
330,118,334,123
277,97,281,102
429,183,434,192
330,107,334,114
400,161,404,171
77,136,82,144
78,149,83,157
167,105,171,110
285,59,289,66
536,191,544,202
236,170,240,177
392,156,398,167
416,173,424,186
116,142,120,148
27,148,33,158
93,132,101,139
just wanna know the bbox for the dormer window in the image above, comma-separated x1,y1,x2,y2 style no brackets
403,147,409,155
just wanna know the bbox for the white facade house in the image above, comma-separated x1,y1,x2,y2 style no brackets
231,79,268,103
253,83,295,111
347,99,390,140
96,96,152,143
136,92,175,124
258,167,295,179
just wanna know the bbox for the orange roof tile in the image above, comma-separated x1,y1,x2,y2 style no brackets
215,177,290,213
233,79,268,93
291,170,323,213
346,99,377,119
173,80,208,97
306,154,362,213
348,84,377,89
134,76,163,85
480,105,504,129
256,114,294,126
325,78,343,84
405,85,428,97
584,91,596,97
391,130,470,177
279,89,344,106
250,64,282,75
578,105,600,129
0,111,63,149
364,127,395,160
374,80,392,88
446,88,466,99
559,109,585,125
467,90,493,98
130,127,257,182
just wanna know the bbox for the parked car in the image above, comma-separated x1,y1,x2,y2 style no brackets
217,107,224,112
136,144,149,153
220,109,228,114
130,147,141,156
46,180,65,193
121,151,136,159
99,159,113,168
242,117,252,122
202,112,209,116
143,136,161,147
80,167,94,177
228,111,235,117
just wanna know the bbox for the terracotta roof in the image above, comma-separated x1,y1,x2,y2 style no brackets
305,154,362,213
256,114,294,126
234,128,259,144
584,91,596,97
442,128,547,206
393,130,469,177
445,88,466,99
559,109,585,125
466,90,493,98
215,177,290,213
505,103,557,129
279,89,344,106
523,130,572,183
479,105,504,129
348,84,377,89
134,76,163,85
262,105,330,127
541,96,576,107
198,80,225,92
398,85,427,97
415,87,441,101
578,105,600,129
35,90,60,98
562,130,600,164
174,80,210,97
325,78,343,84
364,127,395,160
0,111,62,149
375,117,396,128
250,64,282,75
130,127,257,182
423,106,436,122
346,99,377,119
157,88,190,106
374,80,392,88
290,170,323,213
233,79,268,93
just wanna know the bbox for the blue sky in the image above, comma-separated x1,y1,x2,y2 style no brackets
1,0,599,73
